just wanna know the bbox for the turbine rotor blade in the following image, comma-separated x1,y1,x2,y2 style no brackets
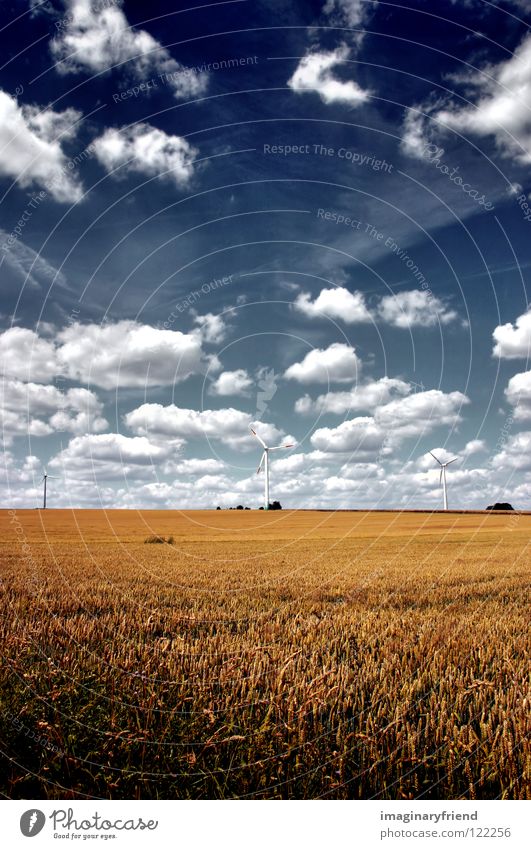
250,427,267,448
269,443,295,451
257,451,266,474
429,451,443,466
439,468,443,484
445,457,458,466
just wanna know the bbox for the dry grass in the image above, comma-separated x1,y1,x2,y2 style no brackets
0,509,529,799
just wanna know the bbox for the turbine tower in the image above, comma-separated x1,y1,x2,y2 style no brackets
430,452,458,511
41,470,57,510
250,427,295,510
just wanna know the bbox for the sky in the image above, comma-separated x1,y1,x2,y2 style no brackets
1,0,531,510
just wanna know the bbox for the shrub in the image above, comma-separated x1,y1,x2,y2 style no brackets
144,535,174,544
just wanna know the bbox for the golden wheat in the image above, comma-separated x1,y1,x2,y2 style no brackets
0,509,529,799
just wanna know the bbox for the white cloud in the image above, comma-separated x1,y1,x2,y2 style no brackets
375,389,469,438
401,110,431,158
310,389,469,453
378,289,459,328
463,438,487,455
51,0,207,100
56,320,215,389
1,322,218,390
323,0,377,27
294,286,371,323
492,430,531,471
287,46,370,106
311,416,386,455
403,34,531,165
49,432,173,483
295,376,411,415
493,307,531,359
0,327,58,382
0,407,53,444
0,379,107,438
436,34,531,164
192,312,227,344
172,457,226,475
0,89,83,202
125,402,289,450
505,369,531,419
92,123,197,187
210,369,252,397
285,343,361,384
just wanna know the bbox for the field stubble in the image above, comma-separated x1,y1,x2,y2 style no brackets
0,509,529,799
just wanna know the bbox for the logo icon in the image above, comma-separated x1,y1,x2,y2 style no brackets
20,810,46,837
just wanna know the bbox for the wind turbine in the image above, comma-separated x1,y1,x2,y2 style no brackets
40,469,57,510
250,427,295,510
429,452,458,511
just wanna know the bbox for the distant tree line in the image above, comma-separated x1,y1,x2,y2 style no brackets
216,502,282,510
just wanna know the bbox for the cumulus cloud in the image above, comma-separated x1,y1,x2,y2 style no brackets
125,402,289,450
285,343,361,384
172,457,226,475
378,290,459,328
0,327,59,382
92,123,197,187
375,389,469,438
192,312,227,344
0,379,108,440
0,89,83,202
210,369,252,397
1,321,218,392
51,0,207,100
56,320,215,389
401,110,431,158
49,432,173,482
463,438,487,455
493,307,531,359
505,369,531,419
323,0,377,28
311,416,386,455
287,46,370,106
295,376,411,415
294,286,371,323
402,34,531,165
492,430,531,471
435,34,531,164
311,389,469,453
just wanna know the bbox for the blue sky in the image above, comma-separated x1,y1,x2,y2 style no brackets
1,0,531,509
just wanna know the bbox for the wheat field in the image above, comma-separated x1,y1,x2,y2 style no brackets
1,508,529,799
